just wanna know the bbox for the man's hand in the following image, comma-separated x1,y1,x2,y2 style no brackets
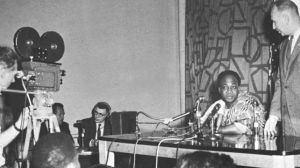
264,115,278,138
89,139,98,147
264,136,277,150
161,118,173,125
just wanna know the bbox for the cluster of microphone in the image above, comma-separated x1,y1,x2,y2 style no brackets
164,97,223,127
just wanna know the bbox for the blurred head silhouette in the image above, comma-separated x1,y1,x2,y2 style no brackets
32,133,80,168
175,151,235,168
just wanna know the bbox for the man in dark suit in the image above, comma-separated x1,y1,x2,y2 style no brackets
78,103,136,168
80,102,112,148
40,103,72,140
265,0,300,137
53,103,71,134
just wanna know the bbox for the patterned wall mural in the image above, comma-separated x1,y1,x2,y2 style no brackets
185,0,279,112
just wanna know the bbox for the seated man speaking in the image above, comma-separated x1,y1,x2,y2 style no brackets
204,70,266,135
80,102,112,148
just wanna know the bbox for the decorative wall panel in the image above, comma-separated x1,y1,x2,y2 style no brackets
185,0,276,112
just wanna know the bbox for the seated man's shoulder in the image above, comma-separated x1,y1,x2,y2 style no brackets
80,117,94,127
81,117,93,122
238,91,260,102
237,92,265,112
62,121,69,127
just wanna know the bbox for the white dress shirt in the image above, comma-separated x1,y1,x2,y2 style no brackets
95,122,105,139
291,28,300,54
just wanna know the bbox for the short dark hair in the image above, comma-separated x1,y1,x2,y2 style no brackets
31,133,77,168
272,0,299,15
175,151,236,168
216,70,241,87
0,46,18,69
91,101,111,115
52,102,64,114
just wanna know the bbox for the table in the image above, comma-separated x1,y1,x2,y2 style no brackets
98,131,300,168
77,148,99,168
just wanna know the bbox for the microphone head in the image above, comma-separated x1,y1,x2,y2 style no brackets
251,99,259,107
212,103,221,113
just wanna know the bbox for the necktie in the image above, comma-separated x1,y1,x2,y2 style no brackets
289,35,294,54
97,123,101,139
286,36,293,65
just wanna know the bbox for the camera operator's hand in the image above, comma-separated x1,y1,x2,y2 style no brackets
15,71,24,79
14,107,30,131
0,107,31,148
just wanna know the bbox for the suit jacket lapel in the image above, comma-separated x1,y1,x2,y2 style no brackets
281,39,289,78
287,36,300,78
91,120,96,138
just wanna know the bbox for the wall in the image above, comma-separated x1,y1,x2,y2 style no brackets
185,0,274,111
0,0,181,135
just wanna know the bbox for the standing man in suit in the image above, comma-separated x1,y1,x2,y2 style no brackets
265,0,300,137
80,102,112,148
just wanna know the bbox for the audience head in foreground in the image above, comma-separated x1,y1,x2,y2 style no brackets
175,151,236,168
32,133,80,168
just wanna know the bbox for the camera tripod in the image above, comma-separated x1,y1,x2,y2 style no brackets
12,91,62,168
21,107,61,157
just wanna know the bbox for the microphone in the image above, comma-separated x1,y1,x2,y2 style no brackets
210,103,221,119
162,110,198,124
251,99,259,108
200,100,225,125
251,98,260,135
168,111,192,122
162,97,208,124
204,103,221,125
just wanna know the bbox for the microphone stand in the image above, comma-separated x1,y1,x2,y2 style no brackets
194,97,205,140
210,115,218,140
194,111,204,140
201,103,221,140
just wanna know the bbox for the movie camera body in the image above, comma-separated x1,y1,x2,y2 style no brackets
14,27,65,92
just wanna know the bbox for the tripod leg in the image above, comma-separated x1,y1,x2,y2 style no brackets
22,118,33,160
32,118,41,142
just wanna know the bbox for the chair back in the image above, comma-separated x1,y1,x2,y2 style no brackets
110,111,137,135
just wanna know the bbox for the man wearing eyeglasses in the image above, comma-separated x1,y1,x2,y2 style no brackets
80,102,112,148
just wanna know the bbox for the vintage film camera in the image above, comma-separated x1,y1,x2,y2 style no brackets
14,27,65,92
12,28,66,155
